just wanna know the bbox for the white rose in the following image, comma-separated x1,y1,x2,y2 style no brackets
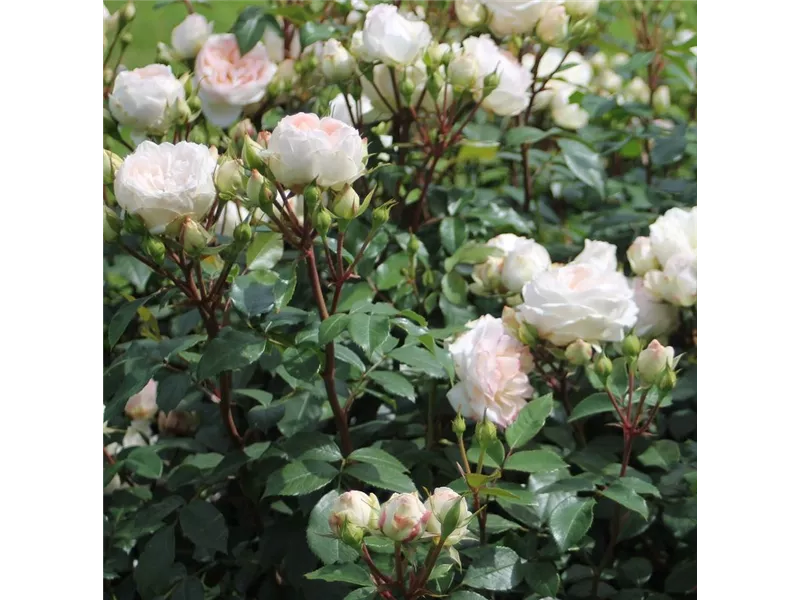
455,0,487,27
565,0,599,17
533,48,592,111
329,93,374,127
447,315,535,427
114,141,217,233
519,261,638,345
108,65,185,140
550,86,589,129
362,4,432,66
195,34,277,127
636,339,675,384
592,69,623,94
266,113,366,190
573,239,617,272
471,233,525,293
483,0,555,37
632,277,680,339
379,493,431,542
627,236,659,275
463,35,532,117
589,51,607,71
536,5,569,45
328,490,381,535
263,21,301,63
171,13,213,59
652,85,671,113
450,53,479,89
125,379,158,421
649,206,697,267
644,252,697,307
501,239,552,293
623,76,650,104
320,39,357,81
350,31,367,60
424,487,472,546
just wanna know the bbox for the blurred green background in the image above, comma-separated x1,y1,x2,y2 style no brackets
105,1,250,68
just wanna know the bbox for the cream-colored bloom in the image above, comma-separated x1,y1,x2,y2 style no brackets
125,379,158,421
573,239,617,272
328,490,381,535
564,0,599,18
447,315,535,427
361,4,432,66
320,39,357,81
483,0,555,37
627,236,659,276
379,493,431,542
114,141,217,233
501,239,552,293
472,233,523,293
109,65,185,139
631,277,680,339
171,13,213,59
455,0,487,27
265,113,366,190
536,4,569,45
463,35,532,117
195,34,277,127
424,487,471,546
649,206,697,267
329,93,374,127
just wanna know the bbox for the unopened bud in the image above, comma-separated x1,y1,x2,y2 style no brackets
120,1,136,25
422,270,435,287
181,219,211,253
637,340,675,385
408,235,420,255
103,206,122,243
247,170,266,206
188,122,208,145
157,410,198,437
371,204,391,228
536,5,569,45
120,31,133,46
565,0,600,18
475,419,497,448
103,149,123,185
233,221,252,244
257,181,276,214
142,236,166,264
103,68,115,86
172,98,191,124
214,157,245,198
622,334,641,359
482,72,500,96
450,54,478,89
188,95,202,112
242,135,265,170
594,353,613,379
124,212,148,235
181,73,194,97
518,323,538,347
657,367,677,393
455,0,486,27
565,339,593,366
331,185,361,219
339,519,365,548
400,77,415,102
652,85,671,114
452,411,467,437
313,209,332,236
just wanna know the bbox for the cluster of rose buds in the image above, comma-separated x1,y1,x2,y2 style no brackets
328,487,473,548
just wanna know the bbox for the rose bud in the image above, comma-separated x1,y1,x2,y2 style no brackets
378,493,431,542
636,339,675,385
424,487,471,546
125,379,158,421
329,490,381,536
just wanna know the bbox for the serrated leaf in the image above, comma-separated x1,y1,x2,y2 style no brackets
307,490,360,565
442,271,469,305
389,344,446,378
618,475,661,497
350,447,408,472
638,439,681,470
344,463,416,493
125,447,163,480
306,564,373,587
602,482,649,518
319,313,351,345
462,546,523,591
440,217,466,255
246,232,284,271
504,450,567,474
196,328,266,380
568,392,616,422
548,497,595,552
282,432,342,462
525,561,560,597
557,139,605,197
230,271,276,317
134,525,175,594
231,6,269,57
505,394,553,450
108,292,159,347
504,126,558,147
264,460,337,496
348,313,390,355
367,371,416,401
179,500,228,554
335,343,366,372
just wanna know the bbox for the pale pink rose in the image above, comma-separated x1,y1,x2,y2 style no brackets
446,315,534,428
195,34,277,127
125,379,158,421
265,113,366,190
379,493,431,542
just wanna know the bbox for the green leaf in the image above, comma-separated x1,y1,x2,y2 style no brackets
299,22,340,47
638,439,681,470
344,463,416,493
548,497,595,552
608,357,629,399
246,232,284,271
335,343,366,372
196,328,266,380
449,592,488,600
283,432,342,462
343,589,378,600
602,483,649,518
389,345,446,378
235,388,273,406
319,314,351,345
618,475,661,497
568,392,615,422
172,576,204,600
231,6,269,56
307,490,360,565
504,126,558,147
306,564,373,587
350,447,408,472
557,139,605,197
525,562,560,597
368,371,416,401
440,217,466,255
125,447,163,480
278,390,323,436
273,267,297,311
108,292,158,347
134,525,175,594
264,460,337,496
375,254,409,290
652,130,687,166
230,272,275,317
348,313,390,355
442,271,469,305
445,243,503,272
504,450,567,474
462,546,523,591
179,500,228,554
504,394,553,450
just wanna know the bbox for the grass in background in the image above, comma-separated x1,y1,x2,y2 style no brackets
105,1,250,68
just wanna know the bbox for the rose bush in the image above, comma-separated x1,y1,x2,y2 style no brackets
103,2,697,599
